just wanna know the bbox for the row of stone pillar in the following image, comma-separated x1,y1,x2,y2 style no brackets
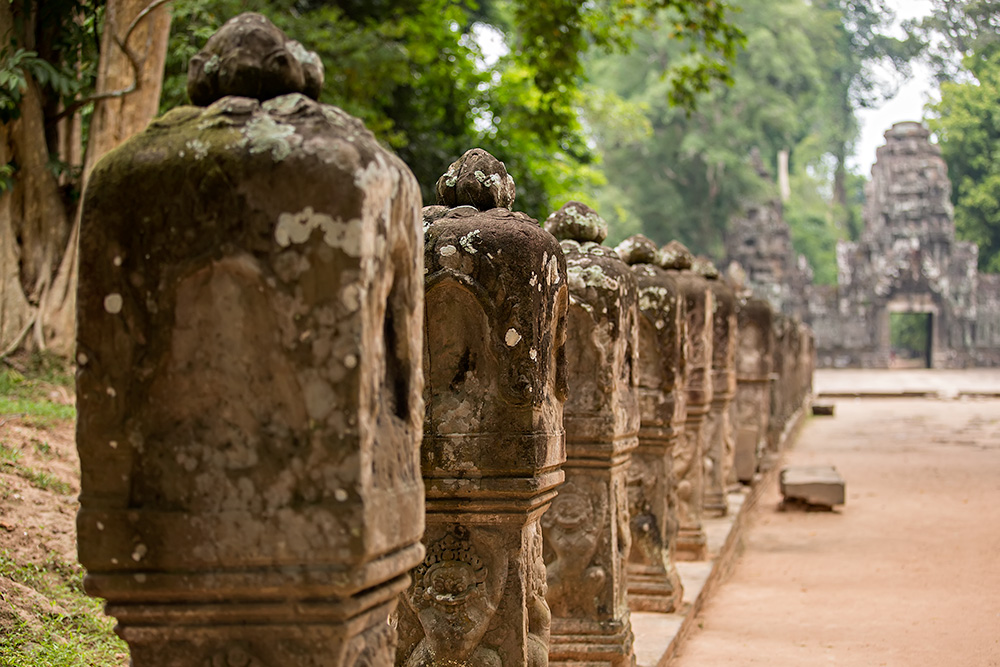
74,14,814,667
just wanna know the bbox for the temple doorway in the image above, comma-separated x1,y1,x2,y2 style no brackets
889,311,933,368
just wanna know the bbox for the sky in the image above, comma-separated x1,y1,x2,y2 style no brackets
850,0,936,174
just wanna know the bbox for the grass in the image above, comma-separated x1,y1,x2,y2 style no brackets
0,441,71,496
0,353,75,425
0,552,127,667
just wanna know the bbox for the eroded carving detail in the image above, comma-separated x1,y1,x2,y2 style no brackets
617,234,684,613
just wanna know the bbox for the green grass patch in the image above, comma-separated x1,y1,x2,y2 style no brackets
0,358,75,424
0,442,71,496
0,552,127,666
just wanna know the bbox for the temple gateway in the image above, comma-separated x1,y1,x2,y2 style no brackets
729,121,1000,368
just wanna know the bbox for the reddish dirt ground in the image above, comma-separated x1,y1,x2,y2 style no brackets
671,397,1000,666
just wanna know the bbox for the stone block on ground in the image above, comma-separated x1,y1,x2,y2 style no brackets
780,465,845,508
733,428,758,484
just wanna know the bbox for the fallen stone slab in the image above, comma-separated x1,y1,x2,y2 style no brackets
780,465,845,508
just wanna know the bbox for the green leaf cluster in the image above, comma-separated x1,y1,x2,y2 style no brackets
161,0,742,219
929,50,1000,273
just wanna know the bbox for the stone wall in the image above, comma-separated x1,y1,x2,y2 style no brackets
74,15,816,666
728,123,1000,368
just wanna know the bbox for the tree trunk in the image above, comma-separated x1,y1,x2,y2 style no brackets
42,0,172,356
0,1,70,355
778,149,791,203
83,0,172,176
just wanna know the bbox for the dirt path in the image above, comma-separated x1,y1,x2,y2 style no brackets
670,398,1000,666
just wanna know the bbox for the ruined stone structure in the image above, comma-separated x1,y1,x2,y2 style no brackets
695,258,737,517
724,160,813,322
729,122,1000,368
765,316,813,465
76,14,425,665
812,121,1000,367
74,15,821,666
662,242,711,561
396,149,567,666
543,202,638,666
616,235,686,613
732,295,773,484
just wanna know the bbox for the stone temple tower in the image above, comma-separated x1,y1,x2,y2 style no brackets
816,121,982,367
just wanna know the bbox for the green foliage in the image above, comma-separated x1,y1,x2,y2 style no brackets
890,312,930,361
586,0,843,256
161,0,742,219
0,552,127,666
905,0,1000,83
0,357,76,425
928,50,1000,272
0,441,72,494
0,0,102,198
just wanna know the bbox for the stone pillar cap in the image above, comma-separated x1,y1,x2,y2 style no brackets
435,148,516,211
544,201,608,244
615,234,660,265
659,240,693,270
692,255,720,279
187,12,324,106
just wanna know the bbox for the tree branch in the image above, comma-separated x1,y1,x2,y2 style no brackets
47,0,172,124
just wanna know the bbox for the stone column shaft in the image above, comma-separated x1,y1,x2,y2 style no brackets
543,206,639,667
617,235,686,613
665,248,713,561
396,150,567,667
701,272,737,517
76,21,425,663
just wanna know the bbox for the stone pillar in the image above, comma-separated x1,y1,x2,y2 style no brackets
396,149,568,667
766,314,791,464
694,258,737,517
76,15,425,665
661,241,712,561
542,203,638,666
616,235,685,613
732,296,773,484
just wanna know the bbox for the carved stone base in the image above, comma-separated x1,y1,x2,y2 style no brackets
626,562,683,612
397,515,552,667
676,411,708,560
115,579,404,667
675,528,708,561
703,491,728,517
703,389,735,518
549,618,636,667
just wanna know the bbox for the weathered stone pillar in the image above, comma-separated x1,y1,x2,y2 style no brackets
396,149,568,666
616,235,685,613
661,242,712,560
732,296,773,484
694,258,737,517
542,203,638,666
766,314,792,464
76,14,425,665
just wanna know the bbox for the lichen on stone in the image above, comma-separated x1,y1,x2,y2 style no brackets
274,206,365,256
659,240,693,271
544,201,608,244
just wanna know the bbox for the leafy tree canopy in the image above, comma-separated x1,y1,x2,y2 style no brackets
928,50,1000,272
162,0,744,219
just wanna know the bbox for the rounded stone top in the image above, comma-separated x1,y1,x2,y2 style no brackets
885,121,931,144
725,261,748,290
543,201,608,243
692,255,719,279
187,13,324,107
615,234,660,265
435,148,516,211
659,240,693,271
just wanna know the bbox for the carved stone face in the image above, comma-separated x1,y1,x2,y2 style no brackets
408,527,502,659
